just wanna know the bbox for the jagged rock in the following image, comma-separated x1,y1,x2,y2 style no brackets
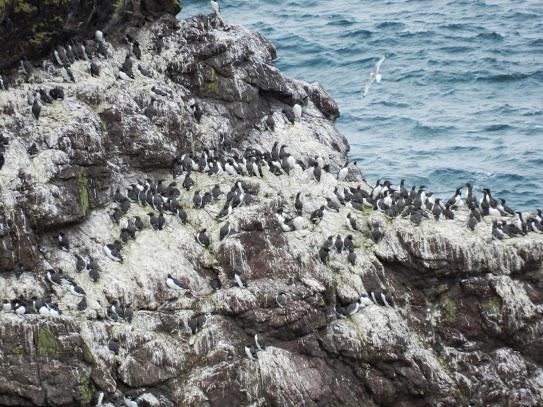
0,8,542,407
0,0,182,70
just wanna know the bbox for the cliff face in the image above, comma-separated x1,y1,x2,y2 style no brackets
0,0,182,70
1,9,543,407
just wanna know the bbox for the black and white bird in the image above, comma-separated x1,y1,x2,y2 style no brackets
345,213,359,231
310,206,326,224
347,248,357,266
446,188,463,208
32,96,42,120
234,273,248,288
244,343,258,361
337,163,349,181
293,103,302,121
56,232,69,251
196,229,210,248
254,334,266,351
188,313,208,335
220,222,234,241
319,246,330,264
276,292,287,308
47,269,63,286
68,283,86,297
363,56,386,97
103,241,123,263
166,274,188,291
312,163,322,182
334,235,343,254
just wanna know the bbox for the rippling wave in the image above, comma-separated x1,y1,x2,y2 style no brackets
181,0,543,210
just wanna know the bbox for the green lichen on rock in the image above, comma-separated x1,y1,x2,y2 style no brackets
78,173,90,217
37,326,61,355
75,373,94,405
82,342,95,364
480,296,502,317
43,0,69,6
14,0,36,14
441,295,456,323
206,67,219,94
29,31,54,47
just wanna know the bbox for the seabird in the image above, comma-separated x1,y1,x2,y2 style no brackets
446,188,463,208
293,104,302,121
183,172,195,191
319,246,330,264
39,89,53,104
133,41,142,60
56,232,70,251
443,204,455,220
68,283,86,297
47,269,63,286
369,289,393,307
363,56,386,97
498,199,515,216
103,241,123,263
90,60,100,77
346,213,359,231
312,163,321,182
347,248,357,266
234,273,248,288
212,184,223,200
95,30,104,42
254,334,266,351
75,254,88,273
193,190,202,208
219,222,233,241
370,224,383,243
148,212,160,230
217,202,233,220
295,192,304,215
196,229,210,248
108,339,120,355
432,198,442,220
138,64,152,78
492,220,508,240
359,293,373,308
188,313,208,334
32,97,42,120
337,164,348,181
64,65,76,82
310,206,326,224
276,292,287,308
166,274,188,291
244,344,258,361
334,235,343,253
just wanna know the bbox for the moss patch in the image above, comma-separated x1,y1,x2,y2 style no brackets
14,1,36,13
37,326,61,356
43,0,69,6
82,343,95,364
75,373,94,405
78,173,90,217
480,296,502,317
0,0,11,21
29,31,54,47
441,295,456,323
206,67,219,94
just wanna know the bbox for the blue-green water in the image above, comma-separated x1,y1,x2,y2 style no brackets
180,0,543,210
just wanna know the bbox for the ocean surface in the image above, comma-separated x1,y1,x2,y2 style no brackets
180,0,543,210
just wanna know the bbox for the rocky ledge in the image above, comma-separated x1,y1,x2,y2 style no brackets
1,8,543,407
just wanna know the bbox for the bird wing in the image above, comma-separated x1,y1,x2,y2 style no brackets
363,77,374,97
374,56,386,73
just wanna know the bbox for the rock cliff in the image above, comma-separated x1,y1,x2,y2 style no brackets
1,7,543,407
